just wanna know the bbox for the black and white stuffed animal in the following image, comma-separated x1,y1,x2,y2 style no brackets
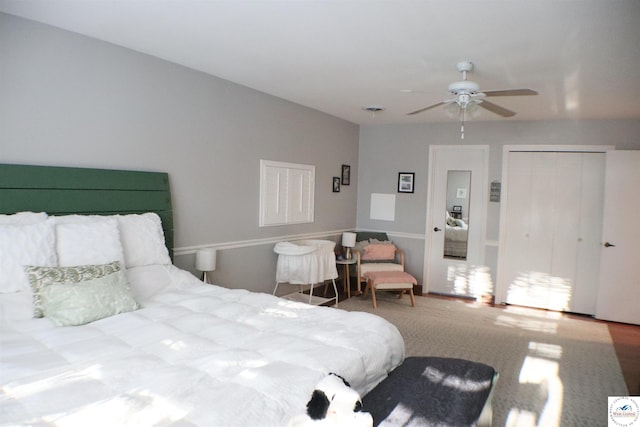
287,373,373,427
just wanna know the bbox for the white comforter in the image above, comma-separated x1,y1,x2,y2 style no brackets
0,265,404,427
445,222,468,242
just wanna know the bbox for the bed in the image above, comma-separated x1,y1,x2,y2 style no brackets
444,211,468,258
0,164,405,426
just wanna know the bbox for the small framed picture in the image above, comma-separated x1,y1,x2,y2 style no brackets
341,164,351,186
452,205,462,212
398,172,415,193
333,177,341,192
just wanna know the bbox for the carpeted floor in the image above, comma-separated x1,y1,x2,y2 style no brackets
338,293,628,427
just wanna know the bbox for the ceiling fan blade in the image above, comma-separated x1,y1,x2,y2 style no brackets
483,89,538,97
407,101,447,116
479,100,516,117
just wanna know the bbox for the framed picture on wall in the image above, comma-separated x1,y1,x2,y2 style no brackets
333,177,341,192
341,164,351,185
398,172,415,193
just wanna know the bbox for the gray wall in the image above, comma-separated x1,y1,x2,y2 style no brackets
357,119,640,288
4,13,639,297
0,13,359,294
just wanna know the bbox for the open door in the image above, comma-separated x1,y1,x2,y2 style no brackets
595,150,640,325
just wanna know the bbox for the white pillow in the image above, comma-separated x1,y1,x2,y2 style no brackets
49,214,111,225
0,211,47,225
54,217,125,267
0,291,34,325
126,264,200,302
116,213,171,267
26,261,122,318
0,221,57,293
39,269,139,326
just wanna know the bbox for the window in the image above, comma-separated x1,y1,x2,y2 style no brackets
259,160,315,227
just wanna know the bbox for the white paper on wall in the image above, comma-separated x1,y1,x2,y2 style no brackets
370,193,395,221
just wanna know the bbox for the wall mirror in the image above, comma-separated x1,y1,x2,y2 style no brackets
444,170,471,260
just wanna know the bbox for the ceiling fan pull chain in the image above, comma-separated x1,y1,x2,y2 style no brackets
460,108,465,140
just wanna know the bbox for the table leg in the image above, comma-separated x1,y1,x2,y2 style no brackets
344,264,351,299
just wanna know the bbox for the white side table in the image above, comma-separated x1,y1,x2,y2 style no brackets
336,258,357,299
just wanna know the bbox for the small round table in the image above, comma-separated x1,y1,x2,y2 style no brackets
336,258,357,299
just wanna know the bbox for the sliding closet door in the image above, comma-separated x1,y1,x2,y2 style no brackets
498,153,531,304
549,153,584,311
497,150,605,314
500,152,572,311
528,153,559,308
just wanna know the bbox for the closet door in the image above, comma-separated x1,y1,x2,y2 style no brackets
497,151,605,314
499,152,549,309
596,151,640,325
501,152,574,311
527,153,560,309
573,154,605,314
549,153,584,311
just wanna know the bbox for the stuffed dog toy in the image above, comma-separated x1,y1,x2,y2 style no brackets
287,373,373,427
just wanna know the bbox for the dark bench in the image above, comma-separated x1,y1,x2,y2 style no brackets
362,357,498,427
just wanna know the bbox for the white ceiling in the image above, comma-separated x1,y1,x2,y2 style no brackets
2,0,639,125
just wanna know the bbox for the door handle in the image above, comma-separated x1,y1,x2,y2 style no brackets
434,227,442,232
604,242,615,248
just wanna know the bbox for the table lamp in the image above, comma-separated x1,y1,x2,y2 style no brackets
342,232,357,260
196,248,217,283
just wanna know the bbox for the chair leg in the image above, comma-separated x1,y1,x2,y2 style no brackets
362,282,370,298
408,288,416,307
371,285,378,309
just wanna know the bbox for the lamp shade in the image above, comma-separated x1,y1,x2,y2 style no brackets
195,248,217,272
341,232,357,248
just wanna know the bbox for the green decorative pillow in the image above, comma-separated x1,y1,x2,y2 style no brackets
25,261,121,318
39,269,139,326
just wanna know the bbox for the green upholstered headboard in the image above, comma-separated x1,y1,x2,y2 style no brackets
0,163,174,258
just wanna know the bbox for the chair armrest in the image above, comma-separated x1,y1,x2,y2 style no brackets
395,248,405,269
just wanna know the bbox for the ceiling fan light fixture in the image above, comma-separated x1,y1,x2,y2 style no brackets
448,80,480,94
466,101,482,118
444,102,459,118
456,93,472,108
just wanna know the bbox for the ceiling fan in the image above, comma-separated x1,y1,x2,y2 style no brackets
407,61,537,138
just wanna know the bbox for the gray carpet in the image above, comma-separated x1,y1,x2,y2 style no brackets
339,293,628,427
